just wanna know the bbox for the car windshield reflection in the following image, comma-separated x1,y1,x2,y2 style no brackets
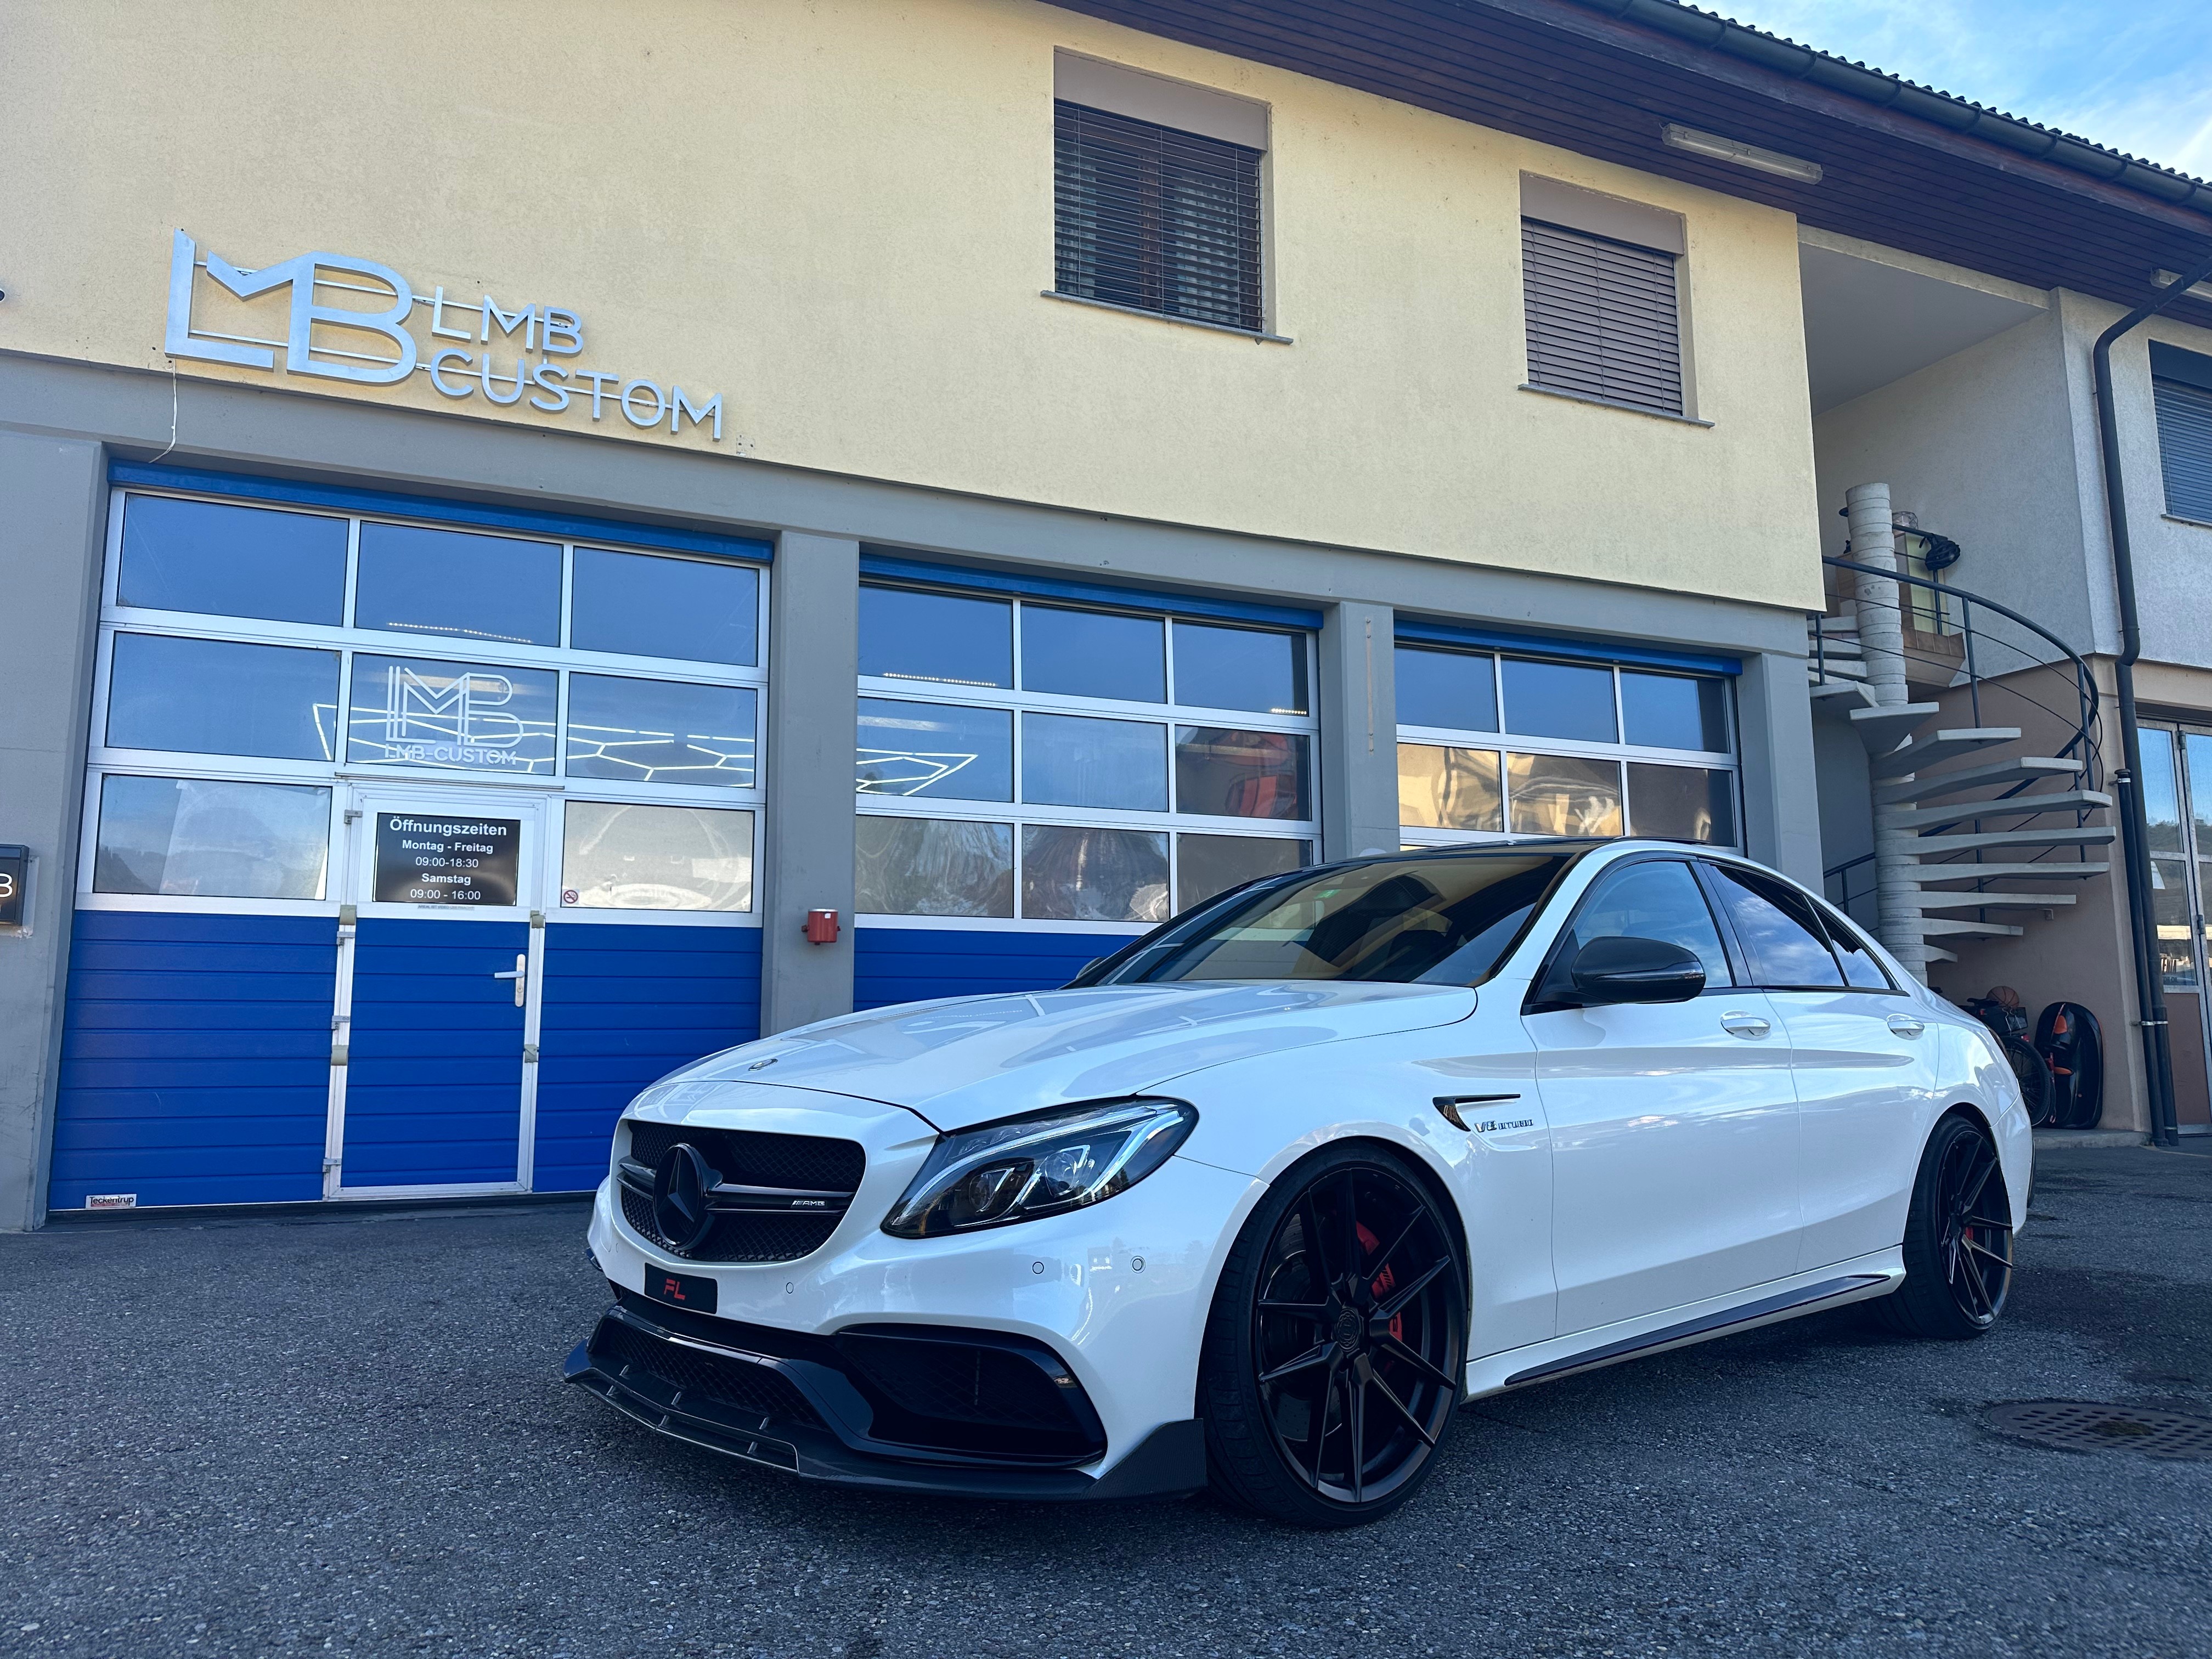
1080,851,1579,986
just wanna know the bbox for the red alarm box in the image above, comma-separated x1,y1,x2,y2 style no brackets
804,907,841,945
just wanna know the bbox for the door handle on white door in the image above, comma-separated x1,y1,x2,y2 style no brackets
1887,1014,1927,1039
1719,1011,1772,1039
492,953,527,1007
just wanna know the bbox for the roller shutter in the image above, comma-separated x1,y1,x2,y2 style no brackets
1521,218,1684,416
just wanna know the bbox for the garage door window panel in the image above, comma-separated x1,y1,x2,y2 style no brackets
117,496,348,627
858,583,1316,926
1173,622,1307,715
1626,763,1735,845
560,800,754,912
1175,727,1309,820
346,654,558,775
1398,744,1503,833
857,817,1015,918
1176,833,1309,911
857,700,1014,802
93,775,331,900
107,633,340,763
1399,645,1736,854
1022,607,1166,704
1022,714,1169,811
353,522,561,648
1396,646,1497,734
860,588,1013,690
1508,752,1623,838
569,548,758,667
1022,825,1170,923
565,675,757,789
1622,671,1729,753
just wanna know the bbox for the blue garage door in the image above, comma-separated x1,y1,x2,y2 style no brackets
60,468,774,1212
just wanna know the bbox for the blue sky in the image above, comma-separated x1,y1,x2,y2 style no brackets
1712,1,2212,177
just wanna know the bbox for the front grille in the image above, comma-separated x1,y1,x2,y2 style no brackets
589,1317,821,1428
626,1120,864,1192
620,1185,845,1264
618,1118,865,1264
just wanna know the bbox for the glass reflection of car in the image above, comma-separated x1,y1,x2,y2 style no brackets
567,842,2028,1527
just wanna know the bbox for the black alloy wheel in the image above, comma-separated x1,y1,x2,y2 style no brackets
1201,1145,1465,1527
1875,1113,2015,1340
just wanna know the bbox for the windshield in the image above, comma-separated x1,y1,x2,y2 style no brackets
1075,853,1576,985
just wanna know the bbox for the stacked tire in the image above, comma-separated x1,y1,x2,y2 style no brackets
2033,1002,2105,1130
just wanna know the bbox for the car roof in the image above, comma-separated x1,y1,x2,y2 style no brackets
1324,840,1805,887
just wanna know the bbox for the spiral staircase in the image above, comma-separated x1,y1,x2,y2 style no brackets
1807,547,2113,980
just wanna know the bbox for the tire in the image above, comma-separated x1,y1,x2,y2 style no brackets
1199,1143,1465,1529
1874,1113,2015,1340
2002,1036,2057,1127
2042,1004,2106,1130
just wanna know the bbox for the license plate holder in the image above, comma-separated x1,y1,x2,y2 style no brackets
641,1266,718,1314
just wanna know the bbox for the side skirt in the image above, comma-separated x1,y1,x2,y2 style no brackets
1464,1254,1904,1398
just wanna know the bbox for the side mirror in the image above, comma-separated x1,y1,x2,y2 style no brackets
1567,935,1707,1006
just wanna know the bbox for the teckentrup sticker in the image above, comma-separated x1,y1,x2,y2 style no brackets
86,1194,138,1210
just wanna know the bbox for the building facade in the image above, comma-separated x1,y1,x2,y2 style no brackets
9,0,2212,1222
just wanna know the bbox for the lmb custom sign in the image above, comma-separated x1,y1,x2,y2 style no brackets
373,814,520,906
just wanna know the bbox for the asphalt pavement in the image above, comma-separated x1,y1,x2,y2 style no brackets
5,1143,2211,1659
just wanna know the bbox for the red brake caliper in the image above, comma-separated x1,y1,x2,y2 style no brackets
1355,1222,1404,1342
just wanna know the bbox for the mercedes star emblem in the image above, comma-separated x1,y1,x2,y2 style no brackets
651,1143,719,1252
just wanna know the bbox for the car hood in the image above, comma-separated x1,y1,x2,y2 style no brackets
646,981,1479,1130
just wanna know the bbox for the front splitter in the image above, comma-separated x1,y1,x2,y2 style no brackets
563,1316,1207,1503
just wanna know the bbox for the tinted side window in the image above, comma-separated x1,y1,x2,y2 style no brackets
1545,859,1732,992
1812,899,1896,990
1704,864,1846,988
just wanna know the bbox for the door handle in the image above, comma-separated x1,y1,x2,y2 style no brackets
1719,1011,1771,1039
492,952,527,1008
1887,1014,1927,1039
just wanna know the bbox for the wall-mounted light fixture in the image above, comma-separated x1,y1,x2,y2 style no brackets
1663,122,1824,184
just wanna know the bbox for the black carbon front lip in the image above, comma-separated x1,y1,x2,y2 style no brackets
562,1305,1206,1502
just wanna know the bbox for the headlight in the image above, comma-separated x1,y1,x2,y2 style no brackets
881,1098,1197,1239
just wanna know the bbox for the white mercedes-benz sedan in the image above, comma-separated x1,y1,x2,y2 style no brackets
566,840,2028,1527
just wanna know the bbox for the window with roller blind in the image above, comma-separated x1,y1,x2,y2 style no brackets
1052,53,1268,335
2151,341,2212,523
1519,176,1688,418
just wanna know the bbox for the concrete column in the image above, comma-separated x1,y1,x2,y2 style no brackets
1844,482,1928,979
1734,650,1824,887
1844,482,1909,707
1316,602,1400,861
760,533,859,1034
0,433,108,1232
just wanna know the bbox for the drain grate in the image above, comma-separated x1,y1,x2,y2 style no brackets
1985,1400,2212,1460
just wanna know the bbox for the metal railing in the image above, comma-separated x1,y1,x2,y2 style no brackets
1816,555,2104,909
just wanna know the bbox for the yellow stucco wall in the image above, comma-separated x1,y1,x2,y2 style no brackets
3,0,1823,610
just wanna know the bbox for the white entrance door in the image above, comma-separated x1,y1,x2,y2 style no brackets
325,783,550,1198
